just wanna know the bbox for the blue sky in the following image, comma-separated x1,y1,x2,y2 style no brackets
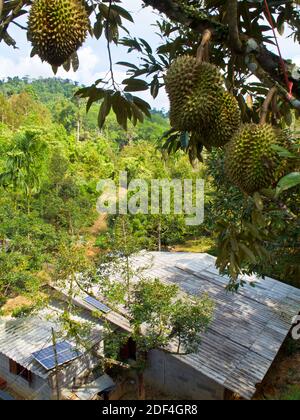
0,0,299,110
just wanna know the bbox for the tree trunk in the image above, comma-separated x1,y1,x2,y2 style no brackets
76,119,80,143
158,220,162,252
137,372,146,401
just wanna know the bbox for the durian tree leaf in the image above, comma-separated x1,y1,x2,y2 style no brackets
119,36,143,53
110,5,134,23
2,31,17,48
139,38,153,55
116,62,139,70
99,3,121,25
276,172,300,194
123,78,149,92
150,75,160,99
98,94,112,129
131,103,145,125
180,132,189,149
132,96,151,118
111,92,130,130
243,222,262,241
238,243,257,264
271,144,295,158
93,19,104,40
86,90,106,113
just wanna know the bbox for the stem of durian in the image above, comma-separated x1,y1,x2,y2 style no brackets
196,29,212,63
260,86,277,125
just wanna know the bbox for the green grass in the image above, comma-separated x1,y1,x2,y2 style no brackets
280,385,300,400
173,237,217,255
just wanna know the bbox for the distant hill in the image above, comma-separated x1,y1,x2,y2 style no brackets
0,76,169,141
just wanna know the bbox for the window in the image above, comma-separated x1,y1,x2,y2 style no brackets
9,359,33,384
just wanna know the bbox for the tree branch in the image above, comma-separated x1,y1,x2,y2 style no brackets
246,53,300,111
227,0,243,53
142,0,300,103
196,29,212,63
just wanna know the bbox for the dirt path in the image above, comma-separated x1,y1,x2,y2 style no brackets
85,214,108,259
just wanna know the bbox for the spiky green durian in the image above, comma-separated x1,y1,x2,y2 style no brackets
202,91,241,147
224,124,288,195
165,56,224,131
28,0,89,67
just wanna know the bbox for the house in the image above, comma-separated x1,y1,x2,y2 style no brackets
129,252,300,400
52,251,300,400
1,251,299,400
0,298,106,400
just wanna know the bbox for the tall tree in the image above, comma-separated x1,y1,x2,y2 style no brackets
0,128,48,213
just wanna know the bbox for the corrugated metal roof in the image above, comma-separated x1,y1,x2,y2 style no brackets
0,301,104,379
2,251,298,399
129,252,300,399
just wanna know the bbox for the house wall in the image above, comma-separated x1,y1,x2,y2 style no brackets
0,353,52,400
145,350,225,400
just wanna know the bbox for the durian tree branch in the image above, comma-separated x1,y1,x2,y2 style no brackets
246,55,300,111
196,29,212,63
106,0,117,90
227,0,243,53
0,0,3,18
142,0,300,103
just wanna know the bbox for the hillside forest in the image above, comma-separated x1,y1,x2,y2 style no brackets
0,76,299,310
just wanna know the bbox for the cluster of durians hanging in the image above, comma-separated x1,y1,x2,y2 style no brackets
165,31,294,196
28,0,90,67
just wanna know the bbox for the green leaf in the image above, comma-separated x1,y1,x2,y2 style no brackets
180,132,189,149
271,144,295,158
277,172,300,193
110,5,134,23
123,78,149,92
116,62,139,70
98,95,112,129
238,243,257,264
94,19,103,40
150,76,160,99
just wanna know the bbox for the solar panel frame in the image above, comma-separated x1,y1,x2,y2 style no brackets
32,341,82,371
84,296,111,314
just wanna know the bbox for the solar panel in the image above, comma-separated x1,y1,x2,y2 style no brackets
84,296,111,314
32,341,82,371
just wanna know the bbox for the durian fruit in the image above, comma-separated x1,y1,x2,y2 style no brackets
198,91,241,148
165,56,224,131
28,0,89,67
224,124,288,195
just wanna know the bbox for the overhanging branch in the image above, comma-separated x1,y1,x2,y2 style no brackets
142,0,300,103
227,0,243,53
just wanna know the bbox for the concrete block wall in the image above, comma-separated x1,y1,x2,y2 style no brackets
0,353,52,400
145,350,225,400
